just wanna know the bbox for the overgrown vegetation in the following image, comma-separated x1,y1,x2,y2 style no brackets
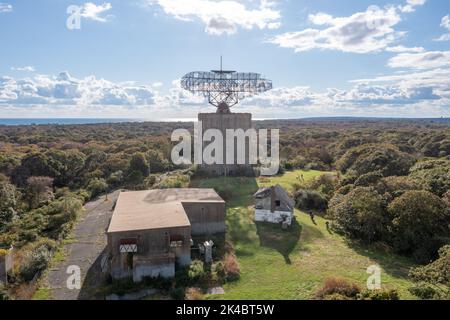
0,119,449,299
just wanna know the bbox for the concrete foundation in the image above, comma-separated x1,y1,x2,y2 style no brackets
254,209,293,226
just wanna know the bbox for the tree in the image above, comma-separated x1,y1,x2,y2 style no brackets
0,180,17,230
409,159,450,197
146,150,166,173
337,144,416,177
409,245,450,299
26,176,54,209
46,149,86,186
328,187,389,243
12,153,62,186
387,190,449,261
86,178,108,199
129,152,149,176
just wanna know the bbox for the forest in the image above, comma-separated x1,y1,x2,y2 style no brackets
0,118,449,300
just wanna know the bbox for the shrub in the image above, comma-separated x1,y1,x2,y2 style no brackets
188,260,206,281
185,287,203,300
0,284,9,300
316,277,361,299
213,261,227,282
357,289,399,300
170,287,185,300
354,171,383,187
294,189,328,211
86,178,108,199
337,143,415,177
408,282,441,300
19,240,56,281
408,245,450,299
388,190,448,260
223,253,240,281
328,187,389,243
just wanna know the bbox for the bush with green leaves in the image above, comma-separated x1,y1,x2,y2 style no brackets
213,261,227,282
409,159,450,197
0,284,10,300
170,287,185,300
337,143,415,177
388,191,448,261
188,260,206,281
357,289,399,300
328,187,389,243
19,239,56,281
86,178,108,199
408,245,450,299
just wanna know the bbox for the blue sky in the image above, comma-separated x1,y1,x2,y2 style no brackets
0,0,449,119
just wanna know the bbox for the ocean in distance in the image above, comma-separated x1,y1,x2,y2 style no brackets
0,118,198,126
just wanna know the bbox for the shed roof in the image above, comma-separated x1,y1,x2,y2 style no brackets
107,188,224,233
254,184,295,210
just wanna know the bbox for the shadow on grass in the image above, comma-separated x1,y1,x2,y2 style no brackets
227,207,256,245
345,240,417,279
255,219,302,264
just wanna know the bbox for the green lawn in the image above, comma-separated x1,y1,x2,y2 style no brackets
191,169,417,300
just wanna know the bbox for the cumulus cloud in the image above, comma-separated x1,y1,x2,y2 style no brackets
269,0,429,54
399,0,427,13
1,68,448,119
434,15,450,41
269,5,404,54
81,2,113,22
0,72,157,108
147,0,281,35
0,3,12,13
388,51,450,69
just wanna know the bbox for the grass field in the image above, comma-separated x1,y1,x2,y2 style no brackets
191,170,417,300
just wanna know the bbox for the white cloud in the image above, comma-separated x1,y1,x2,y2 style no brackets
11,66,36,72
400,0,427,13
81,2,113,22
388,51,450,69
434,15,450,41
1,68,448,119
442,15,450,30
386,45,424,53
147,0,281,35
0,3,12,13
270,1,429,54
0,72,157,107
269,5,404,54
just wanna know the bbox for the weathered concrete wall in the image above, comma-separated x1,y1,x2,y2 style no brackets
183,202,226,236
255,194,292,212
0,249,13,284
133,260,175,282
198,113,254,176
254,209,293,225
107,225,191,280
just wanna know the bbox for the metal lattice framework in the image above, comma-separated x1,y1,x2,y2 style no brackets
181,66,272,113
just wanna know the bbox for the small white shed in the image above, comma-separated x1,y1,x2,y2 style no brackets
253,185,295,226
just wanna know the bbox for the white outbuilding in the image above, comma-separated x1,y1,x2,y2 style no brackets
253,185,295,227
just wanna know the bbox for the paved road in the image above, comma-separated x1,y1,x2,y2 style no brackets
45,191,120,300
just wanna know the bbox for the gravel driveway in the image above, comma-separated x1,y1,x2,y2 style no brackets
44,191,120,300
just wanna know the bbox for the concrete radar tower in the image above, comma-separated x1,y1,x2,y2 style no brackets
181,58,273,176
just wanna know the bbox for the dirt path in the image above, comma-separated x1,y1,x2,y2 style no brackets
44,191,120,300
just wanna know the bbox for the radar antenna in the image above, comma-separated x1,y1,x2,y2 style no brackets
180,58,272,114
